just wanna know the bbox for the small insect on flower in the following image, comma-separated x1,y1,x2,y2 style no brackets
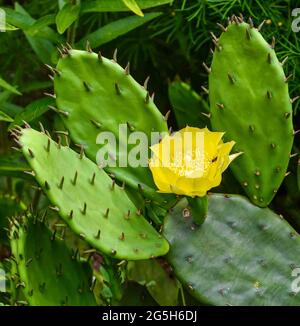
149,126,241,197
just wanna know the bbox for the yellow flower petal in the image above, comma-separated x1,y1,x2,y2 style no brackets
149,127,239,197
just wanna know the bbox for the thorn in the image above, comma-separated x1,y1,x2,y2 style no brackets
28,148,34,158
257,20,265,32
51,230,57,241
285,74,293,83
270,36,275,49
91,172,96,185
290,96,300,104
209,48,214,55
25,258,33,268
83,81,91,92
227,73,235,84
201,86,209,94
57,135,62,149
49,207,60,214
119,232,125,241
125,62,130,75
212,39,222,51
95,230,100,239
144,76,150,90
45,138,50,152
111,180,115,190
285,171,291,177
81,203,87,215
125,210,131,220
122,181,126,190
285,112,291,119
79,145,85,159
290,153,298,158
248,17,254,28
210,32,218,42
164,110,171,121
151,92,155,101
113,48,118,62
246,27,251,40
202,62,211,74
217,23,227,32
216,103,225,109
44,92,56,99
98,51,103,62
115,83,121,95
45,181,50,190
23,121,31,129
72,171,78,185
24,170,36,177
38,122,45,133
267,53,272,64
267,91,272,99
45,130,51,138
59,176,64,189
48,74,54,81
136,208,142,216
111,250,117,256
201,112,211,119
145,92,150,104
281,56,288,66
104,208,109,218
90,119,101,129
294,129,300,135
138,183,144,193
86,40,92,53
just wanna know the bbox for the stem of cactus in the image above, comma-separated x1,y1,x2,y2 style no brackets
187,195,208,226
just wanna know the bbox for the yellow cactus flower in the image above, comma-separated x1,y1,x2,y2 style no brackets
149,126,241,197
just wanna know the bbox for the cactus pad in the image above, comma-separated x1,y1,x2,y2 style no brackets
18,128,169,260
10,217,96,306
53,49,173,205
164,194,300,306
209,21,293,207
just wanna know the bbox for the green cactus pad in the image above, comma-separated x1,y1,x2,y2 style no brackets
18,128,169,260
164,194,300,306
53,49,174,205
10,217,96,306
209,21,293,207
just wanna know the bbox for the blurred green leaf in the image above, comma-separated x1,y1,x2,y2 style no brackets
122,0,144,16
0,153,29,178
4,6,61,43
127,259,180,306
26,14,56,36
8,97,54,130
0,102,23,118
56,3,80,34
0,77,21,95
0,111,13,122
81,0,173,13
77,12,161,48
168,81,210,129
14,4,57,64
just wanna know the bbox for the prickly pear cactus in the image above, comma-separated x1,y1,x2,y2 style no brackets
52,49,174,206
9,216,96,306
164,194,300,306
17,128,169,260
209,19,294,207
